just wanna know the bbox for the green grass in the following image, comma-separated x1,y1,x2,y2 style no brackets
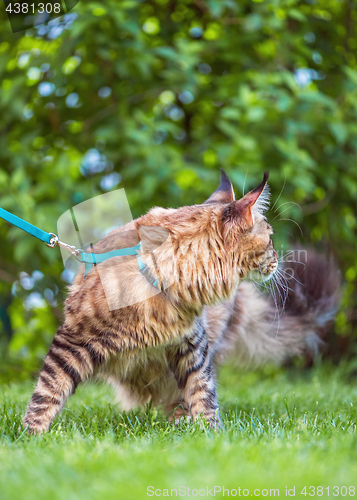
1,363,357,500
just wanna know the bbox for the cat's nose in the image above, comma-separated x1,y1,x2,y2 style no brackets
273,250,278,259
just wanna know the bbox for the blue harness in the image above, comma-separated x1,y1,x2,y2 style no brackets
79,243,159,287
0,207,159,288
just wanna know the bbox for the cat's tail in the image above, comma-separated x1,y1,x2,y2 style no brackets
205,250,341,367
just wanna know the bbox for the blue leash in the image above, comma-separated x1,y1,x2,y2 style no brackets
0,207,53,245
0,207,159,287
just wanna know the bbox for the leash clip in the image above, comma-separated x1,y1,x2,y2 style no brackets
46,233,59,248
46,232,82,260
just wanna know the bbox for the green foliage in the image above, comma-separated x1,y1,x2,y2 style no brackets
0,0,356,376
1,365,357,499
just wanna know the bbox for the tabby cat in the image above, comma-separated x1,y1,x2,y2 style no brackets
23,171,339,433
23,171,278,432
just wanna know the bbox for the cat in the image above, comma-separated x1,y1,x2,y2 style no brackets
23,171,339,433
23,171,278,433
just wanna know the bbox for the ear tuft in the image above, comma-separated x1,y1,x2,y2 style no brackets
253,181,270,216
204,169,235,204
246,171,270,217
222,171,270,229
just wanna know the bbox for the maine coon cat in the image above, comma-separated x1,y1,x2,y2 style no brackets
23,170,339,432
24,171,278,433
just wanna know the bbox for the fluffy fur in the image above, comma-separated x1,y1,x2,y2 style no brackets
204,253,340,368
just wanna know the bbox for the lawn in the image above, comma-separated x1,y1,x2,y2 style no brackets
0,363,356,500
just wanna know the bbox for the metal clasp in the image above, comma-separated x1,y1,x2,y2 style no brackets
46,232,82,261
46,232,59,248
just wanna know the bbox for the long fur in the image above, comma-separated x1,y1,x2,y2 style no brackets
204,251,340,367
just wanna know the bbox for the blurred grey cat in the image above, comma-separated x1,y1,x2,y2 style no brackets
204,171,339,372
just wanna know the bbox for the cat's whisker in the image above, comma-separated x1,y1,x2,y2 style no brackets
275,275,294,295
278,268,303,287
279,250,294,258
270,284,285,340
277,249,307,269
274,228,295,239
278,259,307,270
251,279,262,293
273,269,289,303
279,263,305,270
268,280,282,338
273,201,302,215
238,303,269,326
279,259,298,265
273,277,287,315
275,271,291,305
270,170,287,212
272,282,285,329
278,250,299,260
242,170,248,196
275,271,291,322
281,260,306,279
276,218,304,237
273,205,301,220
281,271,304,287
250,276,267,296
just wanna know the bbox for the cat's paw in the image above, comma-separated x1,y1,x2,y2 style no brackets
196,411,223,431
167,403,191,426
207,414,223,431
174,415,192,427
22,417,48,435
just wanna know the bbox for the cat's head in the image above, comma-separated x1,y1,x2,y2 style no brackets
138,170,278,297
207,169,278,282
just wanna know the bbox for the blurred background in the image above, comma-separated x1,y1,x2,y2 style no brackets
0,0,356,382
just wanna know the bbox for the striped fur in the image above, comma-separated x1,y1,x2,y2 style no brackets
23,171,277,433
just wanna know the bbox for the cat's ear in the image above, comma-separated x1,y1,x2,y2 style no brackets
204,169,235,204
223,172,269,229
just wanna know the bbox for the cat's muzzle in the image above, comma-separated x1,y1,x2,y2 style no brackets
249,251,279,283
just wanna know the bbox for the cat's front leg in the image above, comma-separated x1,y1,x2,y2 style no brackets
167,321,222,429
23,325,98,434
